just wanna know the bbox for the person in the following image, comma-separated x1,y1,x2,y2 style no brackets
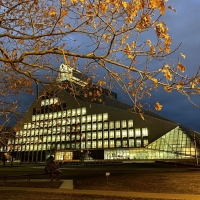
46,156,60,181
1,153,6,167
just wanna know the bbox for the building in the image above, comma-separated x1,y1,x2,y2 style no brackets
3,64,200,162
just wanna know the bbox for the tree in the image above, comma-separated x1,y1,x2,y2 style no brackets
0,0,200,128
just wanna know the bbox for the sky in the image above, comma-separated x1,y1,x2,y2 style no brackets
134,0,200,132
15,0,200,133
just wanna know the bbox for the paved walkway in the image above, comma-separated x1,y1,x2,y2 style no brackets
1,179,200,199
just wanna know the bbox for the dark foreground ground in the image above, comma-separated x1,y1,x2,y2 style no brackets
1,161,200,199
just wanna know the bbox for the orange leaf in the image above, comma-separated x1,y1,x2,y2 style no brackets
155,102,162,111
177,62,186,73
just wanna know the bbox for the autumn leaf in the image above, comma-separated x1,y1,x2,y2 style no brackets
177,62,186,73
180,53,186,59
168,5,177,13
155,102,163,111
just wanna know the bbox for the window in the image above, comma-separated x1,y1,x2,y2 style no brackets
92,114,97,122
82,107,86,115
92,132,97,139
92,123,97,130
98,131,102,139
81,141,85,149
71,117,76,124
136,139,141,147
116,130,121,138
116,140,121,147
128,129,134,137
87,133,91,140
128,120,133,128
103,122,108,130
62,111,66,117
142,128,148,137
77,108,81,115
103,113,108,121
104,131,108,139
98,140,102,148
81,124,86,132
143,139,148,146
129,139,134,147
92,141,97,148
86,141,91,148
72,109,76,116
121,120,127,128
67,110,71,116
104,140,108,148
53,113,57,119
135,128,141,137
87,124,91,131
58,111,62,118
81,116,86,123
32,115,36,121
110,130,114,139
97,114,102,121
109,121,114,129
115,121,120,129
110,140,114,148
97,123,102,130
87,115,91,122
122,130,127,138
122,140,128,147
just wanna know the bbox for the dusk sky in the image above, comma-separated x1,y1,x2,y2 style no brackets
139,0,200,132
18,1,200,133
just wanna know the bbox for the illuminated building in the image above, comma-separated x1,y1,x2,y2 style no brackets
4,64,200,162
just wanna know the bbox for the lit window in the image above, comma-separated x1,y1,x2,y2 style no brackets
129,139,134,147
135,128,141,137
109,121,114,129
58,111,62,118
86,141,91,148
77,108,81,115
103,122,108,130
142,128,148,137
122,140,128,147
121,120,127,128
92,132,96,139
67,110,71,116
116,140,121,147
32,115,36,121
136,139,141,147
109,130,114,138
49,113,53,119
28,123,32,129
62,111,66,117
52,135,56,142
104,131,108,139
62,119,66,125
116,130,121,138
72,109,76,116
92,141,97,148
61,135,65,141
103,113,108,121
110,140,114,148
56,135,60,141
97,114,102,121
81,116,86,123
87,115,91,122
92,123,97,130
40,114,44,120
97,123,102,130
43,144,46,150
128,129,134,137
143,139,148,146
81,124,86,132
81,141,85,149
92,114,97,122
98,140,102,148
53,113,57,119
87,133,91,140
24,123,28,129
87,124,91,131
36,115,40,121
47,136,51,142
82,107,86,115
115,121,120,129
98,131,102,139
104,140,108,148
128,120,133,128
71,117,76,124
122,130,127,138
